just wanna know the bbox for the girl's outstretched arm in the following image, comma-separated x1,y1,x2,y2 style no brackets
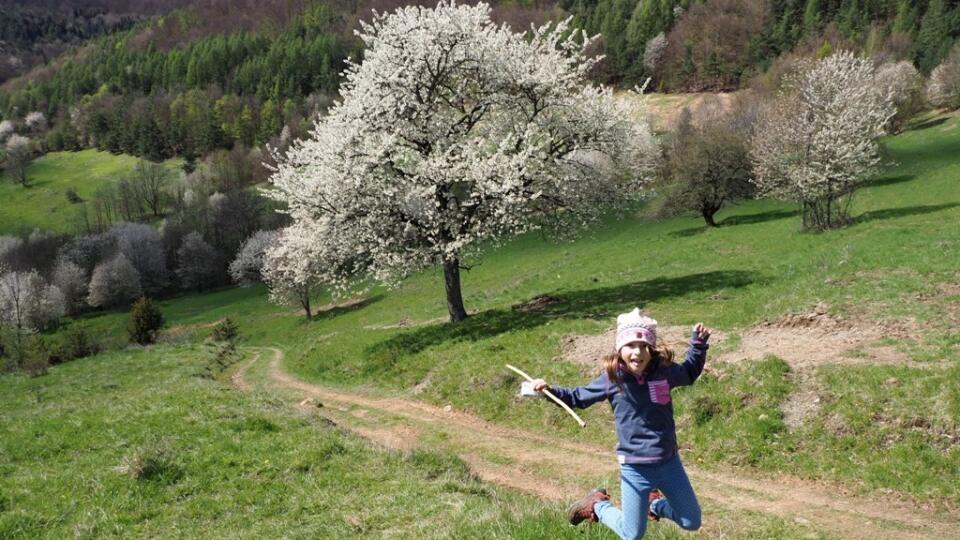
669,323,711,387
534,373,610,409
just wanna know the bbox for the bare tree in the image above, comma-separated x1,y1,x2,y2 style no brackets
116,178,146,222
660,0,767,91
176,232,220,291
0,265,32,367
0,269,61,363
110,222,168,295
91,183,120,232
132,160,172,218
0,236,24,270
57,232,115,275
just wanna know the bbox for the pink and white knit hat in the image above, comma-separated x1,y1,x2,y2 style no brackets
615,308,657,352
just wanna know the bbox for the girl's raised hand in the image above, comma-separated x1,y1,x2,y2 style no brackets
692,323,711,343
531,378,550,393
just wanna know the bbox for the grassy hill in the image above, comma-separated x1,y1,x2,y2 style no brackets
0,149,181,234
3,112,959,535
0,329,816,538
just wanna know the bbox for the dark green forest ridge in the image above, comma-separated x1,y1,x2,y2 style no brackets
2,0,960,162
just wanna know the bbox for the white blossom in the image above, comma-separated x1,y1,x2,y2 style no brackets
261,221,367,318
751,52,894,229
28,283,66,331
0,120,13,142
229,230,279,286
644,33,668,72
874,61,924,132
52,258,88,314
5,133,30,153
0,269,35,333
208,191,227,212
24,111,46,132
927,47,960,110
88,254,142,308
267,1,656,320
0,270,65,333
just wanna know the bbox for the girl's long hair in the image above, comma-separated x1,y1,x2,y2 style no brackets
601,343,675,391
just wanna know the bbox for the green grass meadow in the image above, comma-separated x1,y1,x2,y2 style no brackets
0,344,818,538
2,113,960,535
0,149,181,234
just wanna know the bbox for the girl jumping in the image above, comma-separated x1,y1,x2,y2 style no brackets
531,308,710,539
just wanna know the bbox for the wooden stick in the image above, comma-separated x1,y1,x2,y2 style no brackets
506,364,586,428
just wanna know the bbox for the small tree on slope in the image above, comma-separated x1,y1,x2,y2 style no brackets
751,52,894,231
261,222,366,319
267,1,656,322
128,297,164,345
655,102,755,227
229,230,278,287
927,44,960,110
88,254,142,308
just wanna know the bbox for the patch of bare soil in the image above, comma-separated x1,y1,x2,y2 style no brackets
229,351,260,392
714,303,918,368
781,370,822,430
233,346,960,540
638,92,738,131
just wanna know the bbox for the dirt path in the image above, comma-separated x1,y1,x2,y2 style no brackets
233,346,960,540
229,350,260,392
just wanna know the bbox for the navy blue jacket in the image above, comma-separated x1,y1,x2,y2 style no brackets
549,338,708,464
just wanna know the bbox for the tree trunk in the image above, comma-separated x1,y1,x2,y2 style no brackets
300,286,312,319
702,208,719,227
443,257,468,322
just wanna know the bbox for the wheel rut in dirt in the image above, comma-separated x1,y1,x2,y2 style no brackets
233,347,960,540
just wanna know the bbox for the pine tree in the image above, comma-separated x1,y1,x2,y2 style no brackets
127,296,164,345
803,0,822,37
915,0,953,73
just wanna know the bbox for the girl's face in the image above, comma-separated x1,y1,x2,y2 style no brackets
619,341,652,375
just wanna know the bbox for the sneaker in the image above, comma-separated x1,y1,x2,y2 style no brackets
567,488,610,525
648,489,663,521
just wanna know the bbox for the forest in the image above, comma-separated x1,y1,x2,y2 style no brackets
1,0,959,163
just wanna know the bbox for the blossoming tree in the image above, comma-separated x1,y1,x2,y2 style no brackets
268,1,655,322
751,52,894,230
874,61,924,133
927,45,960,110
262,221,366,319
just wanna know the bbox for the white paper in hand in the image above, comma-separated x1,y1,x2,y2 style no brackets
519,381,539,397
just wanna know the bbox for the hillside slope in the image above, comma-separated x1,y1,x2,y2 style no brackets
0,149,180,234
57,111,960,518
